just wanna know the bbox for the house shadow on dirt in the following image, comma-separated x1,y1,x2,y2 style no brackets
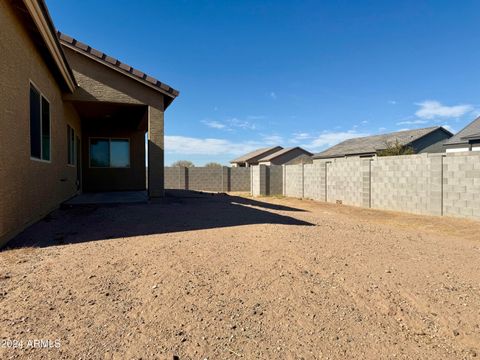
6,190,313,249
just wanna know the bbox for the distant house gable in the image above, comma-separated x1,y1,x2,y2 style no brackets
444,116,480,146
230,146,283,166
258,147,313,165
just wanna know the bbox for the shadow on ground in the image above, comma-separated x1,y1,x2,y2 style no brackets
6,190,313,249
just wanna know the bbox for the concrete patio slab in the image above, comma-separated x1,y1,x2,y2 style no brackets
64,191,148,205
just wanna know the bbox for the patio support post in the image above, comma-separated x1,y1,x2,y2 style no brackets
148,106,165,197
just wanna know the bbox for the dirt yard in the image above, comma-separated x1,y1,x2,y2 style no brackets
1,191,479,359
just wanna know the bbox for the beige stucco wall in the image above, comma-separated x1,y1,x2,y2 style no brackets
62,46,165,110
0,2,81,247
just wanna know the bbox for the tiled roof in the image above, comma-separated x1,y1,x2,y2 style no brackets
445,116,480,145
57,31,179,98
313,127,446,159
230,146,283,163
258,147,313,162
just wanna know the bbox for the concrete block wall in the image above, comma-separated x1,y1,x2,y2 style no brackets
251,165,283,196
428,155,444,216
188,167,224,192
251,165,266,196
269,165,284,195
251,153,480,220
369,154,446,216
284,165,303,198
371,154,432,215
165,167,188,189
361,159,372,208
230,168,251,191
164,166,251,192
443,152,480,218
326,158,364,207
303,163,326,201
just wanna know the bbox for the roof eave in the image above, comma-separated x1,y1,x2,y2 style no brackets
23,0,76,92
313,151,375,159
443,139,470,147
312,154,345,159
410,126,453,146
461,133,480,140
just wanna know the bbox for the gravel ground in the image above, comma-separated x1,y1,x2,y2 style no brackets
1,191,479,359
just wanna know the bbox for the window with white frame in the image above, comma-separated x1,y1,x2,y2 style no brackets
67,125,75,165
30,84,50,161
89,138,130,168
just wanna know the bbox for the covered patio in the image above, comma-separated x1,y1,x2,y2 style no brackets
71,101,148,193
58,32,179,198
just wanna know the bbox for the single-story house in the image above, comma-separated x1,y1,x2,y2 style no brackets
312,126,453,161
444,116,480,153
230,146,283,167
0,0,178,246
258,147,313,165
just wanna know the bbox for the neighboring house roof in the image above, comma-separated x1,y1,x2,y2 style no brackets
444,116,480,145
258,147,313,162
230,146,283,164
57,32,179,100
313,126,450,159
19,0,76,92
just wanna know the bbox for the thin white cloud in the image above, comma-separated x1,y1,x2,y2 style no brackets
415,100,473,119
388,100,397,105
291,132,312,143
166,130,370,157
262,134,283,145
201,117,256,131
246,115,266,120
201,120,227,129
270,92,277,100
396,119,429,125
165,136,260,156
227,118,256,130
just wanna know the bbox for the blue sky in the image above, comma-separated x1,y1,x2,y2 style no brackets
48,0,480,165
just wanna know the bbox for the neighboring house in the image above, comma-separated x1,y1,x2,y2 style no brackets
258,147,313,165
313,126,453,161
230,146,283,167
0,0,178,246
444,116,480,153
